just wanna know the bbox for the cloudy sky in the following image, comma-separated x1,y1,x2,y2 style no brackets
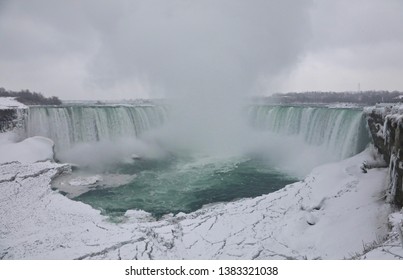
0,0,402,100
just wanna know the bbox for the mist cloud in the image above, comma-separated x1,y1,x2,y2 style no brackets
88,0,312,99
0,0,314,157
83,0,313,155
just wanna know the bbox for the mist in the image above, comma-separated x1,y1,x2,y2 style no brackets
88,0,312,156
57,137,168,171
15,1,328,175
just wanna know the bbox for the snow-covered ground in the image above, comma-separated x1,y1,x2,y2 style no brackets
0,97,27,109
1,135,402,259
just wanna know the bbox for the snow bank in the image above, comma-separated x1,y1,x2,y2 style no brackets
0,135,54,164
358,210,403,259
1,146,401,259
325,103,361,109
0,97,27,109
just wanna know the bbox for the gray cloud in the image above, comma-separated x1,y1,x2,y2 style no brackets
279,0,403,92
0,1,94,59
309,0,403,48
0,0,97,99
88,0,312,99
0,0,313,99
0,0,402,98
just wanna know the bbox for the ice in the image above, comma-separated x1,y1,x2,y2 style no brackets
69,175,103,186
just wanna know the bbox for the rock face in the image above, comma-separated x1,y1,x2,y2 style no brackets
0,109,17,132
0,97,28,134
365,105,403,207
0,108,26,133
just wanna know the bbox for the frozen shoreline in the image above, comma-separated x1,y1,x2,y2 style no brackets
1,142,402,259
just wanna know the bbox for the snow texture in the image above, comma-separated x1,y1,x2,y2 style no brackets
1,143,401,259
364,103,403,119
0,136,54,164
0,97,27,109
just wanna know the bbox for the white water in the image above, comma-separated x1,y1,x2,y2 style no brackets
25,105,168,151
248,105,369,160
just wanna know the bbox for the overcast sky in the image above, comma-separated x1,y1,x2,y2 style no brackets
0,0,402,100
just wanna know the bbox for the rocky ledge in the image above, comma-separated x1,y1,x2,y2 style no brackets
365,105,403,207
0,97,27,133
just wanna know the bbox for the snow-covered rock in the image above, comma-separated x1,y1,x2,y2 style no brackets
69,175,103,186
0,98,27,133
365,104,403,206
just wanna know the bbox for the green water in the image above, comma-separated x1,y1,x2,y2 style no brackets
61,105,369,219
74,154,297,219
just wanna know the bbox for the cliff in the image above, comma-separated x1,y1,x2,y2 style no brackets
365,104,403,207
0,97,27,133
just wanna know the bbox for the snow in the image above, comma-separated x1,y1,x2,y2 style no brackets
365,103,403,118
358,210,403,259
52,172,137,198
0,97,27,109
69,175,103,186
1,141,402,259
0,135,54,164
325,103,360,109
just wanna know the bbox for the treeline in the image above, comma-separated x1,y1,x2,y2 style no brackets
258,91,403,105
0,87,62,105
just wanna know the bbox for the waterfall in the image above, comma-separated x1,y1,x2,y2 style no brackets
24,104,370,164
248,105,370,160
25,105,168,151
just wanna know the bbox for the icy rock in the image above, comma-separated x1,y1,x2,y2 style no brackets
124,209,155,222
69,175,102,186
